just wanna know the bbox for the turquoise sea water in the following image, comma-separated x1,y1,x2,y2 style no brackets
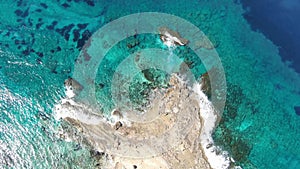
1,0,300,168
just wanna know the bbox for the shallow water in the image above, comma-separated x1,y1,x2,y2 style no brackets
1,0,300,168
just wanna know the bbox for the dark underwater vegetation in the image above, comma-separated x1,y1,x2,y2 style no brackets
0,0,300,168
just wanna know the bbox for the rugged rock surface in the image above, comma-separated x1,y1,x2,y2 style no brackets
57,74,212,169
159,27,189,46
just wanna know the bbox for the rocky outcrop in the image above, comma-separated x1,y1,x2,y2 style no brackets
159,27,189,47
64,77,83,98
57,74,212,169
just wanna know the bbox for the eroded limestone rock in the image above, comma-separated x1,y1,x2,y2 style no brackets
159,27,189,47
58,74,213,169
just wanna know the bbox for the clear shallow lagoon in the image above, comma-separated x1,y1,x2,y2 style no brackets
0,0,300,168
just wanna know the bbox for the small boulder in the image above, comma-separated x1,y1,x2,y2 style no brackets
64,78,83,98
159,27,189,47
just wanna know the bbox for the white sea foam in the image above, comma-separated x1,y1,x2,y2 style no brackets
193,83,241,169
55,76,241,168
64,86,76,98
54,97,105,125
55,86,131,126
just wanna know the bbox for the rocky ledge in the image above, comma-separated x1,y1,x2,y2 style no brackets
56,74,214,169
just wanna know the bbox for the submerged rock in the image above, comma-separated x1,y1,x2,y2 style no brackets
295,106,300,116
200,71,212,99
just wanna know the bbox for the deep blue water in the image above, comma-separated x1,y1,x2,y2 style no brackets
1,0,300,168
241,0,300,73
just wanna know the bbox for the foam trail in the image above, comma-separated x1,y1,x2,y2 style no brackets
54,99,105,125
193,83,241,169
55,76,241,168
